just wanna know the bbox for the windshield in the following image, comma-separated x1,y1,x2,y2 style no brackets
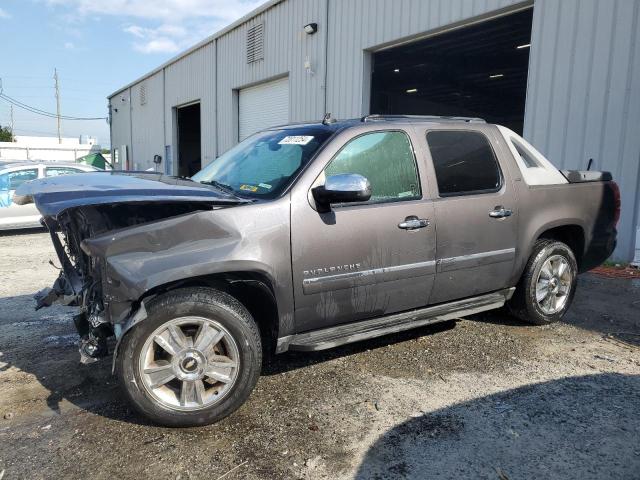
192,127,334,198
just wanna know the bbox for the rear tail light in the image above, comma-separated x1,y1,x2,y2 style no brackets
611,181,621,227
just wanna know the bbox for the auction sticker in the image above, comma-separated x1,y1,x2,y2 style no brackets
278,136,314,145
239,184,259,192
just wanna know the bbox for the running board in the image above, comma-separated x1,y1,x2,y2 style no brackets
277,288,515,353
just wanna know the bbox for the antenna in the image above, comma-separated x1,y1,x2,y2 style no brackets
53,68,62,144
322,112,336,125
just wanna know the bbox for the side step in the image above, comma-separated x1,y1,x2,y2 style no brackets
277,288,514,353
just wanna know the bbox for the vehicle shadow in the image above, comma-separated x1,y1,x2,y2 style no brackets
0,227,46,237
0,293,145,425
355,373,640,479
262,320,456,376
0,290,458,425
474,273,640,346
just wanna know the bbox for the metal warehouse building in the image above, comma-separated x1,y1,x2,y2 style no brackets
108,0,640,262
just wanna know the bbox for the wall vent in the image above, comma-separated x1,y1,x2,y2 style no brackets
139,84,147,105
246,23,264,63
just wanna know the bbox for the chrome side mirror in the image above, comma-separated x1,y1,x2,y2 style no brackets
312,173,372,213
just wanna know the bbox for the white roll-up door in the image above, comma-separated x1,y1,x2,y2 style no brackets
238,76,289,141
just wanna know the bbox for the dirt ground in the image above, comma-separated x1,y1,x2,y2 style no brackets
0,231,639,480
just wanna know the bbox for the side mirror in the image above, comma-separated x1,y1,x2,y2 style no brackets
153,154,162,165
312,173,371,213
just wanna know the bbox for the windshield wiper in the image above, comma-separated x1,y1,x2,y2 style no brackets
199,180,244,198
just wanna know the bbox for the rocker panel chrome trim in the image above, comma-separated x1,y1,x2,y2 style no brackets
437,248,516,273
302,260,436,294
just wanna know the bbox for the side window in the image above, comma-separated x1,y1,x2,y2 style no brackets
324,131,420,204
511,139,540,168
46,167,82,177
426,130,501,196
7,168,38,190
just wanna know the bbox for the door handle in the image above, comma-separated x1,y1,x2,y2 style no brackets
489,206,513,218
398,216,430,230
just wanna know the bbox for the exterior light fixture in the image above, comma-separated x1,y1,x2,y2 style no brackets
489,74,504,79
394,68,400,73
304,23,318,34
406,88,418,93
516,43,531,49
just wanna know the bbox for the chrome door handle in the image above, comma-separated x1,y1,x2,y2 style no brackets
489,206,513,218
398,216,430,230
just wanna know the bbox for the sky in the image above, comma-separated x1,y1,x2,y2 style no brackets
0,0,263,147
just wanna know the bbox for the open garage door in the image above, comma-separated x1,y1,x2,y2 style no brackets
370,8,533,134
238,76,289,141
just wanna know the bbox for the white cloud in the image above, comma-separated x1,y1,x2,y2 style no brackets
64,41,76,49
44,0,262,23
42,0,263,54
124,22,198,53
0,7,11,19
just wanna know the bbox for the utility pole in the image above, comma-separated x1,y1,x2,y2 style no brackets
53,68,62,144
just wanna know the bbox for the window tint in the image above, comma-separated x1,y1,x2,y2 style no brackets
6,168,38,190
325,131,420,204
46,167,82,177
192,127,333,199
511,140,539,168
426,131,501,196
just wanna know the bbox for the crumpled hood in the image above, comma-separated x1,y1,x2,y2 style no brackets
14,171,248,217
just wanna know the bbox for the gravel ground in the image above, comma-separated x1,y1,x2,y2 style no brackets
0,230,639,479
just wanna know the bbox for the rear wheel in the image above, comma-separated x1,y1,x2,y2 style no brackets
116,287,261,427
508,239,578,325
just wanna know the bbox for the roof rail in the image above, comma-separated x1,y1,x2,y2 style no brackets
361,114,486,123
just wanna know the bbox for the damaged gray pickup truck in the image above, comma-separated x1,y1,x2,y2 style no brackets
16,115,619,426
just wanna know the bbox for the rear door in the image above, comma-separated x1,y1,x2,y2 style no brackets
419,126,518,304
0,166,41,229
290,126,437,332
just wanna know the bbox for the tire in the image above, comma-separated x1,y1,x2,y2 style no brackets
508,239,578,325
115,287,262,427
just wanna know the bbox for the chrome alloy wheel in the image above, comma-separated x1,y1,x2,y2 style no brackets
139,317,240,411
535,255,572,315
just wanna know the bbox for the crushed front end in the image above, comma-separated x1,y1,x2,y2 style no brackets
38,207,113,363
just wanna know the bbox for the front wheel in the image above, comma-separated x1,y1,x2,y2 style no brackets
508,239,578,325
116,287,262,427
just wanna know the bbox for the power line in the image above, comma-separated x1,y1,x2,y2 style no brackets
0,93,107,120
0,78,107,121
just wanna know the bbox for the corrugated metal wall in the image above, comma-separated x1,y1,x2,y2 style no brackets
215,0,326,153
109,88,131,168
524,0,640,261
164,43,217,167
130,71,164,171
109,0,640,260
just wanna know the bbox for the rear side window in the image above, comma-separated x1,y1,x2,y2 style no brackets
6,168,38,190
46,167,83,177
426,131,501,196
511,139,540,168
325,131,420,204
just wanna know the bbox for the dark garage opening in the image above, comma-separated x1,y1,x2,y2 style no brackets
370,8,533,134
177,102,202,177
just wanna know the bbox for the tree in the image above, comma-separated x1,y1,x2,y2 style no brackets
0,124,13,142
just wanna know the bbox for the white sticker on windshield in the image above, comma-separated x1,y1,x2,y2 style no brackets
278,135,314,145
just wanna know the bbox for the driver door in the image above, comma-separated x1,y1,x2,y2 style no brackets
290,128,436,332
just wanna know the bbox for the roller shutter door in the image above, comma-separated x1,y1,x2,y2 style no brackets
238,76,289,141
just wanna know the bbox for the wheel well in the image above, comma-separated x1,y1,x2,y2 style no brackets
538,225,585,267
141,272,279,356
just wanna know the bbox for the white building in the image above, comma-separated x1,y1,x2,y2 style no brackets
0,135,101,163
108,0,640,262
